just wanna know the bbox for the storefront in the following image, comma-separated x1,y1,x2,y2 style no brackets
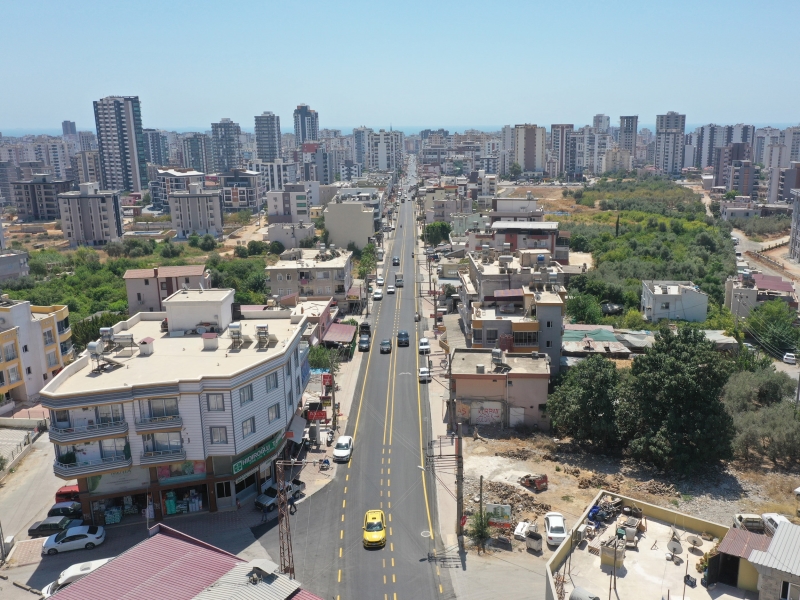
208,434,284,511
156,460,209,517
81,467,154,526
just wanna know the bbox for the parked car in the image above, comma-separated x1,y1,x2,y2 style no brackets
358,335,371,351
377,276,384,286
42,558,114,598
359,322,371,337
255,479,306,511
419,338,431,354
762,513,790,535
29,516,83,539
380,339,392,354
55,485,80,504
332,436,354,462
783,353,796,364
48,502,83,519
43,526,105,555
373,290,383,301
397,330,410,346
733,513,765,531
544,512,567,546
419,367,432,383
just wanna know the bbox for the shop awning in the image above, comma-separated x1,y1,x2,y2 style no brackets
322,323,357,344
287,415,307,441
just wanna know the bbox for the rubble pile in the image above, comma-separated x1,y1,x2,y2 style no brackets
480,480,552,516
632,479,677,497
561,465,581,477
578,472,622,492
496,448,532,460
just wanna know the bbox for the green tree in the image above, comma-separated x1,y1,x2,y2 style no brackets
548,355,621,448
509,162,522,180
724,190,738,200
617,327,735,471
307,345,342,373
566,294,603,324
199,234,217,251
268,241,285,255
71,312,128,351
569,234,591,252
467,510,491,552
744,299,800,356
247,240,268,255
424,222,452,246
722,368,795,413
188,234,200,248
234,245,249,258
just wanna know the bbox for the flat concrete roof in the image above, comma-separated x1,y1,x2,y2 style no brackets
451,348,549,376
271,249,352,270
47,317,302,396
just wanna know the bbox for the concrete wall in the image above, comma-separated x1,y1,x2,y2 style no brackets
737,557,759,593
324,202,374,249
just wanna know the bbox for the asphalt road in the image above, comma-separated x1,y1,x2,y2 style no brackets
255,159,454,599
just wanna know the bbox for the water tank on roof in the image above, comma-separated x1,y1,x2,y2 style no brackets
537,254,544,262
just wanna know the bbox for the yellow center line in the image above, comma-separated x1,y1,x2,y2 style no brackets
389,513,392,522
392,574,396,583
341,515,344,522
339,547,342,558
387,468,390,475
345,474,349,481
344,486,347,494
390,542,394,551
338,569,342,583
342,499,346,508
340,530,343,539
391,557,395,567
383,575,387,584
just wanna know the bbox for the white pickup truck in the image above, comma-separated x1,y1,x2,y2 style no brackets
255,478,306,511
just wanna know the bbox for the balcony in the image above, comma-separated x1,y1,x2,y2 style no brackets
140,448,186,465
53,455,133,479
50,420,128,443
134,414,182,433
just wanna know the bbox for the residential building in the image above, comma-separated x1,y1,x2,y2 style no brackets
254,112,281,162
93,96,148,192
592,114,610,133
169,183,223,239
39,288,311,520
513,124,546,174
78,130,97,152
564,126,613,176
353,126,372,166
424,189,472,225
693,124,730,169
0,161,18,203
17,160,51,179
181,133,214,174
143,129,170,166
263,222,315,250
268,248,353,304
293,104,319,145
0,295,72,403
31,139,70,179
62,120,76,136
466,220,569,261
600,148,633,173
211,118,243,172
219,169,262,213
12,174,73,221
727,160,759,198
619,116,638,154
70,150,102,184
149,168,205,211
640,280,708,322
726,272,797,319
339,159,362,181
123,265,207,314
719,197,761,220
247,158,299,192
448,348,550,430
654,111,686,175
324,200,376,249
303,146,336,184
368,129,404,172
265,183,313,223
749,521,800,600
0,250,29,280
789,189,800,260
58,182,123,247
714,142,751,187
549,124,573,176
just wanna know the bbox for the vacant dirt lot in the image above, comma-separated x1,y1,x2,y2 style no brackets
462,426,800,533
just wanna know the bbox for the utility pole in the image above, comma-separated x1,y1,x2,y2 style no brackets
275,459,297,579
456,422,464,538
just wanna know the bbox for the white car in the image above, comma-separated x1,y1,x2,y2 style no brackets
42,558,113,597
373,290,383,300
332,436,354,462
377,276,384,286
544,512,567,547
419,367,432,383
419,338,431,354
43,525,106,555
762,513,790,535
783,353,796,364
386,285,396,294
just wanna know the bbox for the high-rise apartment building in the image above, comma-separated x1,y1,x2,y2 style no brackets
247,158,299,192
62,121,77,136
619,116,639,154
565,127,613,176
211,119,242,172
592,114,610,133
513,125,547,174
58,182,123,247
655,111,686,175
753,127,783,165
12,174,73,221
550,124,573,177
181,133,214,174
93,96,148,192
353,127,373,167
0,162,19,203
254,112,281,162
293,104,319,145
368,130,404,172
143,129,170,167
149,168,205,211
219,169,262,212
30,139,70,179
78,131,97,152
70,150,103,184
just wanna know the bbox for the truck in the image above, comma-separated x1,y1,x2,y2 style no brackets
394,271,404,288
255,478,306,511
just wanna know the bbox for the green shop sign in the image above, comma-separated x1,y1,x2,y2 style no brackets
232,435,284,475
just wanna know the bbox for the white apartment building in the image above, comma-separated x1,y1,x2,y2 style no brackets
169,183,223,239
219,169,262,213
58,183,123,247
425,191,472,225
123,265,208,314
263,222,315,250
550,124,574,176
247,158,299,192
268,248,353,304
368,130,404,172
93,96,148,192
600,148,633,173
641,280,708,322
513,124,547,175
149,168,205,211
265,183,311,223
654,112,686,176
71,151,102,184
39,288,311,520
565,127,613,176
324,201,376,249
32,139,70,179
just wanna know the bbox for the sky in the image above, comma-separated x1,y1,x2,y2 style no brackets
1,0,798,135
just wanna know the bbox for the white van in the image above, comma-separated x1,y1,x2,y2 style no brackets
42,558,113,598
762,513,790,536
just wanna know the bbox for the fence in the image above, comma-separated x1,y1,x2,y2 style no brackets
746,250,798,282
0,426,44,482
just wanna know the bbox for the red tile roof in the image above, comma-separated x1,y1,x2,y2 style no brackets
718,528,771,559
52,525,243,600
752,273,795,294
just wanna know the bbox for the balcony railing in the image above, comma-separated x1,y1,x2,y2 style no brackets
49,420,128,443
140,448,186,465
53,455,132,478
134,414,182,433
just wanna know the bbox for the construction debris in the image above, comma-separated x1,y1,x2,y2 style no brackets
561,465,581,477
464,478,551,520
578,472,622,493
632,479,677,497
496,448,532,460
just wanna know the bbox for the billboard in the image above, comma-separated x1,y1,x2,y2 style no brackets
485,503,512,527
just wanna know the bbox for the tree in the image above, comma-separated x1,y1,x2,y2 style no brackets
509,162,522,180
467,510,491,552
199,234,217,251
72,312,127,351
268,241,285,255
234,245,249,258
188,234,200,248
617,327,735,471
724,191,738,200
247,240,268,255
569,234,591,252
307,344,342,373
424,222,452,246
142,192,152,205
548,355,621,448
722,368,795,414
745,299,800,356
566,294,603,324
105,242,124,257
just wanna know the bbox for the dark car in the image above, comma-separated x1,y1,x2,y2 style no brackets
47,502,83,519
359,321,371,337
380,340,392,354
397,330,410,346
392,257,400,266
358,334,370,352
28,516,83,539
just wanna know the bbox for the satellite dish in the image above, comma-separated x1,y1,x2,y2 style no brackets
667,540,682,555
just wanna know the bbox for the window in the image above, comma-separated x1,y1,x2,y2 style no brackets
22,345,28,353
143,431,182,453
268,403,281,423
97,404,123,423
144,398,178,419
660,302,670,310
546,340,552,348
513,331,538,346
25,366,31,374
296,376,300,396
46,351,58,367
210,426,228,444
286,274,292,281
144,279,150,285
781,582,800,600
8,365,20,383
546,321,553,328
160,282,167,290
266,372,279,392
242,417,255,438
286,360,292,377
207,393,224,411
137,293,142,301
4,344,17,361
185,277,190,284
472,329,483,342
216,481,232,498
101,438,127,459
485,329,498,344
239,384,253,406
277,274,283,281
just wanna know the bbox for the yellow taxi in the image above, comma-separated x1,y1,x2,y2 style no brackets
362,510,386,548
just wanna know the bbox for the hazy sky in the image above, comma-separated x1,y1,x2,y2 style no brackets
1,0,798,134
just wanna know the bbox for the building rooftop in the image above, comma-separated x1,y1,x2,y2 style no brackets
749,522,800,577
271,249,352,270
156,168,205,177
644,280,706,296
451,348,550,376
123,265,207,279
490,221,558,231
